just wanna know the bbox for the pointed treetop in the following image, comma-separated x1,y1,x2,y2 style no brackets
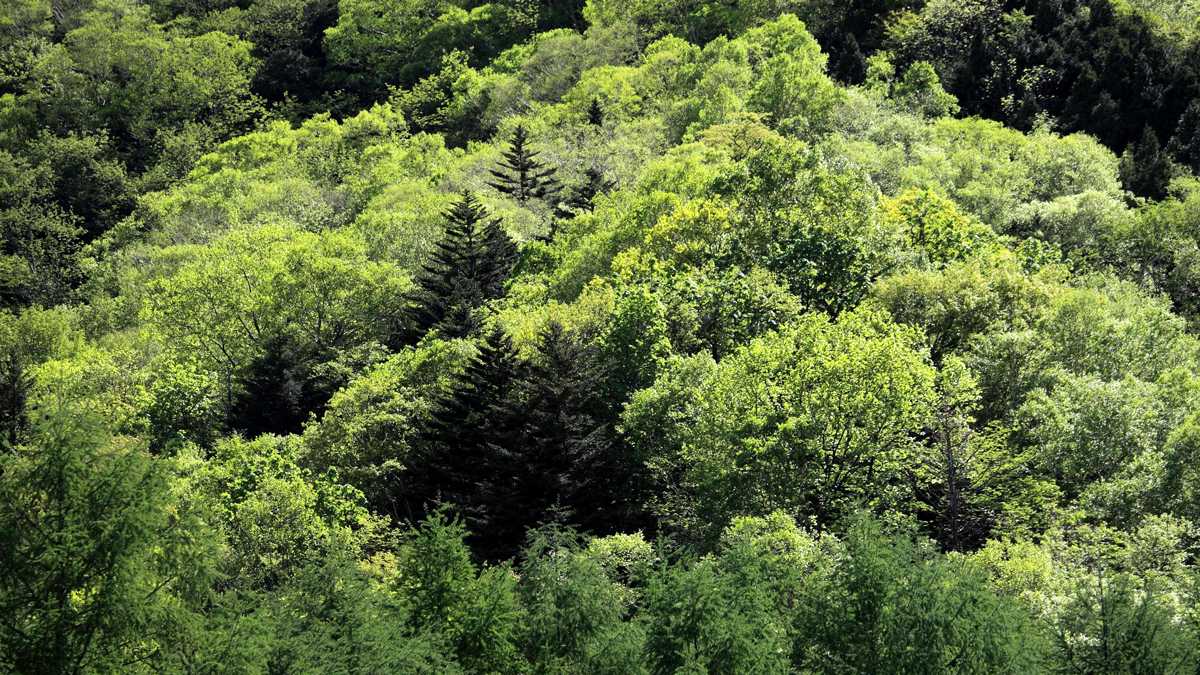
401,191,518,342
487,125,560,205
587,98,604,127
554,166,616,223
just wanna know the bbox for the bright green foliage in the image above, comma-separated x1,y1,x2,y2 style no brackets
189,434,383,590
797,516,1046,673
4,1,1200,670
518,525,647,673
1017,373,1166,502
878,187,999,268
396,510,525,671
869,248,1055,361
0,403,217,674
710,134,889,314
144,222,408,414
131,103,415,247
892,60,961,118
301,337,474,513
646,309,937,542
1034,276,1196,382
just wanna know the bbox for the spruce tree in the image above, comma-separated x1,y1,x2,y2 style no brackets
553,167,615,222
1120,128,1175,200
480,322,620,556
830,33,868,84
487,125,560,205
228,333,338,438
1169,99,1200,174
0,352,29,449
408,326,524,537
403,192,517,342
587,97,605,127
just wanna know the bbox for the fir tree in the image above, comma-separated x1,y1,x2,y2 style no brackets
553,167,615,222
228,333,338,438
1169,99,1200,174
403,192,517,342
407,327,524,537
830,33,867,84
480,322,620,556
0,352,29,448
1120,128,1176,200
487,125,560,204
587,97,605,127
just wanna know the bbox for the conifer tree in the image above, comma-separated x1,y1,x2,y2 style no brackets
553,167,615,222
0,352,29,448
830,33,867,84
403,192,517,341
228,333,334,438
587,98,604,127
0,405,215,674
487,125,560,205
480,322,620,556
408,326,524,537
1169,99,1200,174
1120,127,1176,200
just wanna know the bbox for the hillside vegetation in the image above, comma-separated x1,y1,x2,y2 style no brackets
3,0,1200,672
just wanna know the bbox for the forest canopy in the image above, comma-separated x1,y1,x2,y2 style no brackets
3,0,1200,672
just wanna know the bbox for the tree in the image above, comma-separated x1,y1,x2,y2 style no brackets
586,97,605,127
801,515,1045,673
1052,570,1200,673
0,402,215,674
1168,99,1200,174
0,351,30,448
227,332,329,437
644,309,937,544
554,166,615,221
146,223,406,418
410,326,524,536
517,524,645,671
395,509,524,671
482,322,622,554
914,358,1034,552
403,192,517,341
829,32,868,84
21,2,263,177
300,338,473,519
644,555,790,674
713,136,885,316
487,125,560,205
1120,128,1176,200
892,61,960,119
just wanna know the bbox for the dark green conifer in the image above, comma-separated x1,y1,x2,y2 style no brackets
587,97,604,127
228,333,337,438
403,192,517,341
1169,99,1200,174
409,326,524,539
481,322,620,556
0,352,29,448
487,125,560,204
553,167,615,222
1120,128,1176,200
830,33,867,84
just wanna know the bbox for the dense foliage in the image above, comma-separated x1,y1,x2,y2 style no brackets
3,0,1200,671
